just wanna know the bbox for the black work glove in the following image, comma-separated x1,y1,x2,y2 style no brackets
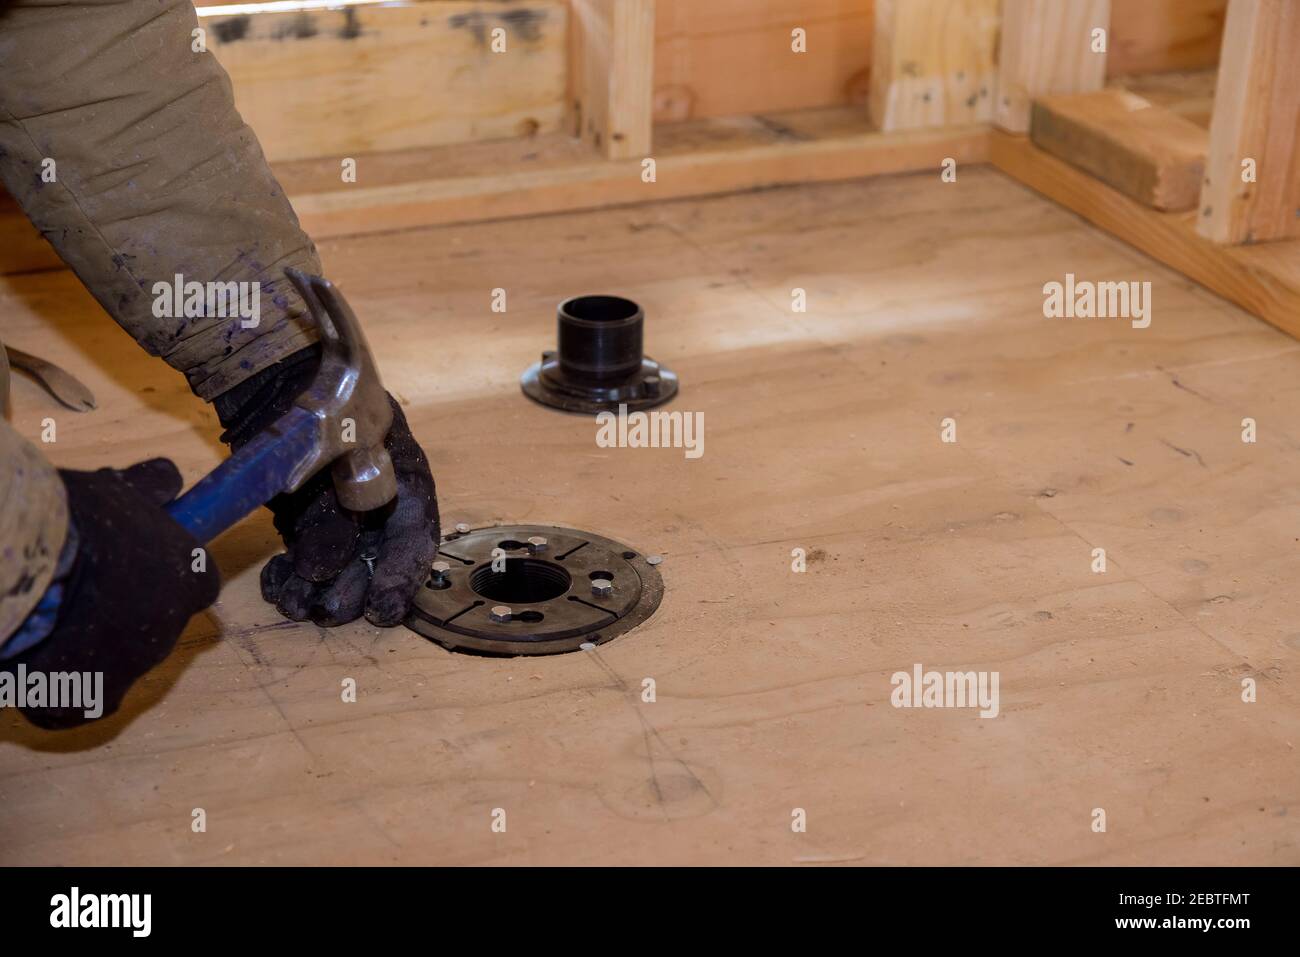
215,345,439,627
3,459,220,729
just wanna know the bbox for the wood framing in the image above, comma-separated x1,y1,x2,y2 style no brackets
1196,0,1300,245
568,0,656,159
1030,89,1207,211
990,131,1300,341
286,111,989,240
868,0,1000,131
200,1,569,163
995,0,1111,133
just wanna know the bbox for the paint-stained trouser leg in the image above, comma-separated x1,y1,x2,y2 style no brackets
0,0,321,400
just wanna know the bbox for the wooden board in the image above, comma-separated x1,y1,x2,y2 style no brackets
991,130,1300,341
3,168,1299,864
569,0,656,159
1030,89,1207,211
1107,0,1227,76
1196,0,1300,245
996,0,1111,133
1117,70,1217,130
868,0,1000,131
652,0,875,121
278,109,990,240
201,0,569,163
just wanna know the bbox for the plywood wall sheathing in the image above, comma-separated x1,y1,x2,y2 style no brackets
203,0,570,163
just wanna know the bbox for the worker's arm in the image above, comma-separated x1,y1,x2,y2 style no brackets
0,0,318,397
0,0,440,628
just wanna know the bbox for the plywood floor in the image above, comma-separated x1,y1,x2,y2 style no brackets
2,168,1298,865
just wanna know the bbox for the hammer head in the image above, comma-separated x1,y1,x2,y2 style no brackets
282,269,398,513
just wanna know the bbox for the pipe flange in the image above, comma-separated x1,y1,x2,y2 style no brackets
521,295,679,414
406,525,665,656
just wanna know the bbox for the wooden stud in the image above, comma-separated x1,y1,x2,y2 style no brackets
1030,89,1207,211
868,0,1001,131
568,0,656,160
1197,0,1300,244
996,0,1111,133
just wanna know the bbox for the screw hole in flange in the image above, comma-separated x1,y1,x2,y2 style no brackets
469,558,572,603
589,570,614,581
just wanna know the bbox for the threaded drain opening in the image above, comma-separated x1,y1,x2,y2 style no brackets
563,295,639,323
469,558,572,603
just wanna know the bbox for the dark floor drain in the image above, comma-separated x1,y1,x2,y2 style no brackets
520,295,679,414
406,525,664,656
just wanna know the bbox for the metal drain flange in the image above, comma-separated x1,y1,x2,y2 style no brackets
406,525,664,655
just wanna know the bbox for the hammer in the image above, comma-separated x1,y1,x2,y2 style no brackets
166,269,398,543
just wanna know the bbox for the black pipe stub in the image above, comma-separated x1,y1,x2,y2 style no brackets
521,295,678,413
406,525,665,656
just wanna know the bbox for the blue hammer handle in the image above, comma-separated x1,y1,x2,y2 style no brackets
165,408,319,544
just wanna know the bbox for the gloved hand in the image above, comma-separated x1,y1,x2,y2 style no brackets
215,345,439,627
3,459,220,729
